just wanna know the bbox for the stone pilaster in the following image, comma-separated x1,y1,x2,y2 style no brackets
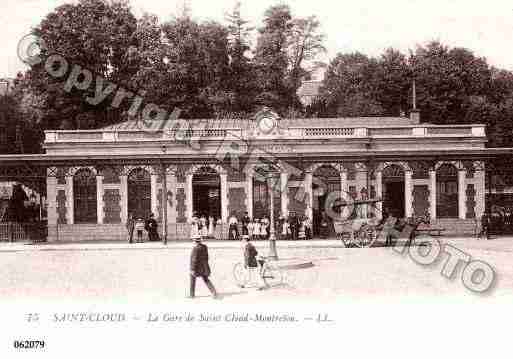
429,169,437,220
186,171,193,221
151,171,158,217
245,172,254,218
474,161,486,219
305,171,313,221
404,170,413,219
220,171,228,223
458,169,467,219
166,167,177,224
96,174,104,224
65,175,74,225
340,170,350,220
375,170,383,220
120,174,128,224
280,172,289,217
46,168,58,227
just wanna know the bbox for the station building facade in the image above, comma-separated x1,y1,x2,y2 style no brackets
42,108,489,241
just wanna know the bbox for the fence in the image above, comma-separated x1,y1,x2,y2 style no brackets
0,222,47,243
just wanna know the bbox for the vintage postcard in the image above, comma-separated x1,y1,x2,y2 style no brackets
1,0,512,357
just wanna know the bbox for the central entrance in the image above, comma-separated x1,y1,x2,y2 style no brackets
192,166,221,219
382,164,405,218
252,164,281,220
74,168,97,223
437,163,459,218
128,168,151,219
312,165,341,236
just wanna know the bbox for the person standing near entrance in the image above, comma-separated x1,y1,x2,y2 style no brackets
228,213,239,240
188,236,219,299
145,213,160,242
289,212,299,240
199,215,208,239
135,217,145,242
126,213,135,244
242,212,250,236
190,217,200,241
208,215,215,239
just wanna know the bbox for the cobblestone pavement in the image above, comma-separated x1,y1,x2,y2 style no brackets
1,237,512,304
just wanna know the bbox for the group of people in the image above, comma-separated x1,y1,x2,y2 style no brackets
126,213,160,243
227,211,313,241
190,214,218,240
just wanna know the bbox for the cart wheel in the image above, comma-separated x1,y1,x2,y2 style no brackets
356,230,371,248
233,262,249,287
262,262,283,287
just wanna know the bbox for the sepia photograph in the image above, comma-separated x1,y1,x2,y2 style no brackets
1,0,512,357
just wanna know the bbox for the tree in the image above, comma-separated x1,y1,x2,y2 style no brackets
225,1,257,114
287,15,325,92
410,41,491,124
26,0,141,130
318,52,384,116
254,5,325,114
5,184,29,222
0,74,43,154
254,4,295,112
141,16,232,118
372,48,411,115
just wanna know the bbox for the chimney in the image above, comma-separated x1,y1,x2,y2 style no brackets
410,79,420,123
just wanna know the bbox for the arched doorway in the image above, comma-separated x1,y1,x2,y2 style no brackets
192,166,221,219
252,165,281,220
312,165,341,236
382,164,405,218
128,168,151,219
74,168,97,223
437,164,458,218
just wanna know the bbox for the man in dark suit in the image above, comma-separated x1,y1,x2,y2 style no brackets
189,237,219,299
242,211,250,236
145,213,160,242
289,212,299,240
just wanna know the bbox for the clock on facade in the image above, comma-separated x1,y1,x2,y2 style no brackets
258,116,276,134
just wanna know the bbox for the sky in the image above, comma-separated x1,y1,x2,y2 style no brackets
2,0,513,77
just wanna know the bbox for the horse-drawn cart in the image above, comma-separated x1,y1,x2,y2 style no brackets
333,198,382,248
334,219,379,247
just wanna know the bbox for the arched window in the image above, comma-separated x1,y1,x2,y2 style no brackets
74,168,97,223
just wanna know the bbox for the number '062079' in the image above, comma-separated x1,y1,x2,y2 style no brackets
13,340,45,349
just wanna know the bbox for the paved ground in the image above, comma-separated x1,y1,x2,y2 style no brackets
1,237,512,304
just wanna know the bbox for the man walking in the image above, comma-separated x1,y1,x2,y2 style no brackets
189,237,219,299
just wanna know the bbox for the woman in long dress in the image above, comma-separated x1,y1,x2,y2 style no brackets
200,215,208,239
208,215,215,238
252,219,260,241
259,219,268,240
190,217,200,241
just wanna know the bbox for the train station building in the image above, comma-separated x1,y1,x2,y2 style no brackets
34,106,497,241
2,107,510,241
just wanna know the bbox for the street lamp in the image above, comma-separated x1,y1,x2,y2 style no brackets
267,172,279,260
